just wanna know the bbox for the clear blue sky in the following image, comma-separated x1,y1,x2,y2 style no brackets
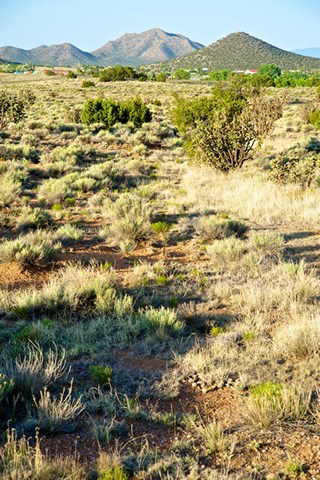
1,0,319,52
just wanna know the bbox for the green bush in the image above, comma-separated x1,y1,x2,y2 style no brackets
90,365,112,386
99,467,128,480
99,65,137,82
269,152,320,187
308,110,320,129
67,71,77,79
171,83,283,171
81,80,95,88
0,88,35,129
0,230,60,267
0,374,14,404
81,97,151,129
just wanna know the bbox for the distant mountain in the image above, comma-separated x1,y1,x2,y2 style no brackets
292,48,320,59
0,43,97,66
93,28,204,66
0,29,204,67
166,32,320,71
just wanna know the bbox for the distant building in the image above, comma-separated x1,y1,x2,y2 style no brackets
244,69,258,75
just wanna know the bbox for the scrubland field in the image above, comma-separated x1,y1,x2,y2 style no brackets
1,73,320,479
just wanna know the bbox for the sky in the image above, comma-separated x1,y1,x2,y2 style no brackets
1,0,319,52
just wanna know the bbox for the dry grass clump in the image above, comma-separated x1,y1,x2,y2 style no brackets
1,263,117,319
248,230,285,259
0,230,60,267
0,427,87,480
244,381,311,428
206,238,247,267
196,215,249,241
5,341,67,395
0,172,23,206
31,382,84,433
273,317,320,359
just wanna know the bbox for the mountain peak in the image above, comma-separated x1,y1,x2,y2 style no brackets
167,31,320,71
92,29,204,66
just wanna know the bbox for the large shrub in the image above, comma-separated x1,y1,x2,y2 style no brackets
99,66,137,82
81,97,151,129
0,88,35,129
171,83,283,171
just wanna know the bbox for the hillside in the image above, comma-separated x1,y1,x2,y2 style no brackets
166,32,320,71
0,43,97,66
0,29,204,67
93,28,204,66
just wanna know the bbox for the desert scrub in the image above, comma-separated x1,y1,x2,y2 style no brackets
41,144,85,175
81,96,151,129
206,237,247,267
196,215,249,241
16,206,54,231
248,230,285,260
54,224,84,244
0,172,22,206
31,382,84,433
102,193,153,249
3,263,118,319
171,84,283,171
0,230,60,267
0,373,14,404
5,342,68,395
245,381,311,427
138,306,185,339
37,176,73,205
90,365,113,386
269,150,320,187
273,317,320,359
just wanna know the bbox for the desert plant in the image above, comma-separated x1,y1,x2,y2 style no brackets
5,263,118,319
16,206,54,231
0,230,60,267
54,224,84,244
0,373,14,404
103,193,152,246
0,88,35,129
90,365,113,386
269,152,320,187
32,382,84,433
82,80,95,88
196,216,249,240
138,306,185,339
6,342,68,395
207,237,247,265
171,84,283,171
0,426,86,479
0,173,22,206
273,318,320,359
81,97,151,129
248,230,285,259
245,381,311,427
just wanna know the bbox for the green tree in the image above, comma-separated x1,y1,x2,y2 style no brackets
257,64,281,78
81,97,151,129
171,84,283,172
99,65,137,82
208,69,233,81
172,69,191,80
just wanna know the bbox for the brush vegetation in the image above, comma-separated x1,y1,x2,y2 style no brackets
0,70,320,480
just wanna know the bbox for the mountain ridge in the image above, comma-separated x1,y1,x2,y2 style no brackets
0,29,204,67
166,32,320,71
